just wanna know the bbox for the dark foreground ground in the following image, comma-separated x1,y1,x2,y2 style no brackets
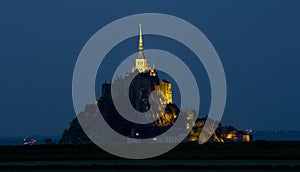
1,141,300,171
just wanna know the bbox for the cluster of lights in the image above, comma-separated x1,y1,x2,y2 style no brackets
23,137,37,145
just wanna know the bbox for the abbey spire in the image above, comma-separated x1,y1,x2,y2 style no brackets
139,24,143,51
135,24,148,73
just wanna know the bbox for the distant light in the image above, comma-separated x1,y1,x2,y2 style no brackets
186,124,190,130
135,132,140,137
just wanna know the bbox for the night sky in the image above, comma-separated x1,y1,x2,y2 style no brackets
0,0,300,136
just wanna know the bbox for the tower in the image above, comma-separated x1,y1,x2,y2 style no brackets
135,24,148,73
131,24,172,104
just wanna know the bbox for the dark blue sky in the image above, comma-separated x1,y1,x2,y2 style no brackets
0,0,300,136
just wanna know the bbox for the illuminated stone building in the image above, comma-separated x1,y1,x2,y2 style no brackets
98,24,177,134
155,80,172,104
131,24,173,106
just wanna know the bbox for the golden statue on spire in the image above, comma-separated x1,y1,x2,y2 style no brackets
139,24,143,51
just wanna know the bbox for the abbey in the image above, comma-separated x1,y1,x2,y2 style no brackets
130,24,173,106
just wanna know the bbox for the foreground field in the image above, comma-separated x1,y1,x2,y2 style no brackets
0,141,300,171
